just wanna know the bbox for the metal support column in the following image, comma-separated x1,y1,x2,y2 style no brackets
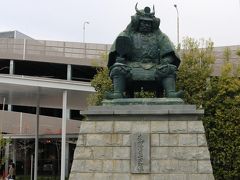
65,142,69,177
31,155,34,180
61,90,67,180
34,88,40,180
9,60,14,75
67,64,72,81
8,60,14,111
65,65,71,177
12,140,16,163
4,142,10,176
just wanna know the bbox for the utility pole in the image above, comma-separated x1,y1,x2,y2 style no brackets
174,4,180,49
83,21,90,59
83,21,90,43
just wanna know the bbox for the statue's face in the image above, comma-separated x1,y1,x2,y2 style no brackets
138,20,153,33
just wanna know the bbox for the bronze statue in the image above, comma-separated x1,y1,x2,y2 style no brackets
106,3,183,99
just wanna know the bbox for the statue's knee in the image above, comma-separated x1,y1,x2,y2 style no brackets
155,64,177,79
109,64,130,78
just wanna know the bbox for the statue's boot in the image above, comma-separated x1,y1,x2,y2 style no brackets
162,76,183,98
106,75,126,99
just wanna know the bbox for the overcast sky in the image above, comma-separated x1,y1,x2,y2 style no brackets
0,0,240,47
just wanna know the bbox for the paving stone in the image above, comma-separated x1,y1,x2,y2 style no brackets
151,174,189,180
198,160,213,173
169,147,211,160
113,147,130,159
85,160,102,172
188,121,205,133
93,147,112,159
93,173,112,180
131,174,150,180
160,134,179,146
70,160,85,172
76,134,85,146
122,134,131,146
113,160,130,172
151,174,169,180
169,174,187,180
188,174,214,180
151,160,179,173
112,173,130,180
151,147,170,160
179,134,197,146
102,160,113,172
96,121,113,133
86,134,112,146
198,134,208,146
178,160,198,173
74,147,93,159
151,134,160,146
112,134,123,146
132,121,150,133
114,121,132,133
80,122,95,133
151,121,168,133
169,121,187,133
69,173,94,180
102,160,130,173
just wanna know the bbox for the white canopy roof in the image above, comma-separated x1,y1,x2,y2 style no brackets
0,74,95,109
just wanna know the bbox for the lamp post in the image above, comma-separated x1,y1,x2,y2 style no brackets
174,4,180,49
83,21,89,59
83,21,90,43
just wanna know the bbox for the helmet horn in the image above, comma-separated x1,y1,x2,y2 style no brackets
135,3,141,14
150,5,155,16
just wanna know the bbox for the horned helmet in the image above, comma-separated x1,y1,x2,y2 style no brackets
131,3,160,32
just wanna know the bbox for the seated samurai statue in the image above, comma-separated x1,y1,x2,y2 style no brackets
106,4,183,99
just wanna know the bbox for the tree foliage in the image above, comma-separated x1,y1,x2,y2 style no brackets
236,48,240,57
87,67,112,105
204,77,240,179
0,134,9,165
177,37,215,107
203,50,240,179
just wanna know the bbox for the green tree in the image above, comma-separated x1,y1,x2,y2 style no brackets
87,67,112,106
203,48,240,179
0,134,9,165
236,48,240,57
87,53,113,105
177,37,215,107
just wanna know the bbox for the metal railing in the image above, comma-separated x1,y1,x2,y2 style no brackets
0,38,111,66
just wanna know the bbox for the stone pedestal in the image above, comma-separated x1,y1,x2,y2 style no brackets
69,103,214,180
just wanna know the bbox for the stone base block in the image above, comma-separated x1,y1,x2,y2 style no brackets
70,104,214,180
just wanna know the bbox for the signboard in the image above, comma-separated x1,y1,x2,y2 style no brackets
131,133,150,173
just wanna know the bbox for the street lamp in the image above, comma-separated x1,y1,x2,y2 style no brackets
83,21,90,43
174,4,180,49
